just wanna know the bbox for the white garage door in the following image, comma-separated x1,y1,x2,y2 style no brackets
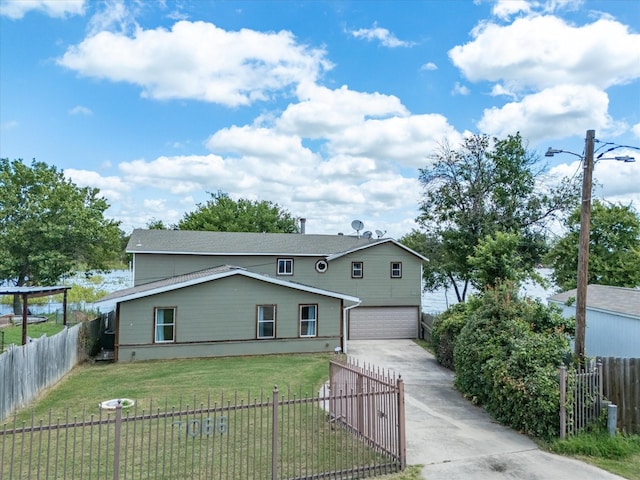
349,307,419,340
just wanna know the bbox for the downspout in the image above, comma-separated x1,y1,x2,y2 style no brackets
342,301,361,354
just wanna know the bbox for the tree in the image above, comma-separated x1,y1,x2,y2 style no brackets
468,231,544,291
0,159,122,312
546,200,640,290
415,133,579,302
178,190,299,233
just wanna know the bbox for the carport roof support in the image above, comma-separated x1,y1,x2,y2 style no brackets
0,286,70,345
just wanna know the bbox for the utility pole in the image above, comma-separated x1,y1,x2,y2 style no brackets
575,129,595,363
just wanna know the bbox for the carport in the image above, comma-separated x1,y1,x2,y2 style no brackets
0,286,70,345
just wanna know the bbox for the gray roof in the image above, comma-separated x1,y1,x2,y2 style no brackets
548,285,640,319
127,229,427,261
96,265,361,309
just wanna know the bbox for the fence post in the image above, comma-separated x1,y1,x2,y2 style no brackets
559,365,566,439
272,385,279,480
397,376,406,470
113,400,122,480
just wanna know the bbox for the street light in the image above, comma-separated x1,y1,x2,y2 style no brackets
546,129,636,363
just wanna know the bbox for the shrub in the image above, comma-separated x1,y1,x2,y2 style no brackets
454,283,572,439
431,303,470,369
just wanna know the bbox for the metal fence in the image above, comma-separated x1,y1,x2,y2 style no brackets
1,358,405,479
559,362,603,439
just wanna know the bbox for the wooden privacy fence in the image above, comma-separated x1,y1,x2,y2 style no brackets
0,325,80,422
1,359,405,479
599,357,640,434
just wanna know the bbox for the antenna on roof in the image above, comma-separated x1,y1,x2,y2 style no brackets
351,220,364,237
375,230,386,239
362,231,372,239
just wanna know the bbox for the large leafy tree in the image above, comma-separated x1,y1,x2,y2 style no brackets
546,200,640,290
0,159,122,311
413,133,579,302
178,190,299,233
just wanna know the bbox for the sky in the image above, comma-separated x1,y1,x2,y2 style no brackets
1,0,639,239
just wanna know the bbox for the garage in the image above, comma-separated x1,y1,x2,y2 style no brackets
349,306,419,340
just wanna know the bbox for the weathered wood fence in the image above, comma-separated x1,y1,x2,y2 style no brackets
599,357,640,434
0,318,101,421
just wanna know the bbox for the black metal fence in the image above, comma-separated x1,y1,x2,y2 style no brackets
1,359,405,479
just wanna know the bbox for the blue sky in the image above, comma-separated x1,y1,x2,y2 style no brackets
1,0,639,238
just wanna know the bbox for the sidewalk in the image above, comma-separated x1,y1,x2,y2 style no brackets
346,340,623,480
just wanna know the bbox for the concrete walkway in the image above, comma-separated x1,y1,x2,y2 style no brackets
346,340,623,480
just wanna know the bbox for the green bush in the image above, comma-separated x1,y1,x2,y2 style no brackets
431,303,469,369
453,283,572,439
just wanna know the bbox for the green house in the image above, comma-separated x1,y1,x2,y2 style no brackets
97,229,426,362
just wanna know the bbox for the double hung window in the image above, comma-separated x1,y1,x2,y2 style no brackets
390,262,402,278
299,305,317,337
351,261,363,279
257,305,276,339
154,307,176,343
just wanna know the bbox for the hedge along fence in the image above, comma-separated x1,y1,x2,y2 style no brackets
599,357,640,434
0,318,102,421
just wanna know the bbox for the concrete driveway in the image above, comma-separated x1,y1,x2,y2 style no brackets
346,340,623,480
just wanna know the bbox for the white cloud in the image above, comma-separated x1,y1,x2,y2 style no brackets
1,0,85,19
477,84,624,143
350,24,414,48
277,83,408,137
69,105,93,115
420,62,438,71
452,82,470,96
632,123,640,138
490,84,517,99
58,20,332,107
492,0,532,20
449,15,640,92
65,168,130,201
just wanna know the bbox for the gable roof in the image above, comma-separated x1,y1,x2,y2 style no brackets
127,229,427,261
95,265,361,310
548,285,640,319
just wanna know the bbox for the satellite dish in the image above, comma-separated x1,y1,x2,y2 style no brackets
375,230,386,238
362,231,372,239
351,219,364,233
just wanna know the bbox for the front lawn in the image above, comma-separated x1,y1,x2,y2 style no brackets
13,353,333,422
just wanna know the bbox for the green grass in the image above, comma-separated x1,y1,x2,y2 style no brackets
546,431,640,479
4,353,402,479
378,465,423,479
0,319,65,350
14,353,333,422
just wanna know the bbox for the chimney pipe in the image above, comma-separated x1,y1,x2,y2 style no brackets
300,218,306,234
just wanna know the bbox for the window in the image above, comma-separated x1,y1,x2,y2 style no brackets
257,305,276,339
154,307,176,343
391,262,402,278
351,261,363,279
277,258,293,275
300,305,317,337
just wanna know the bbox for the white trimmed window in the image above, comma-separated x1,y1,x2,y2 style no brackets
257,305,276,339
391,262,402,278
277,258,293,275
300,305,317,337
352,261,363,279
154,307,176,343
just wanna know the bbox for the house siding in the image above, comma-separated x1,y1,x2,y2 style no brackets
132,242,423,309
116,275,343,362
550,303,640,358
